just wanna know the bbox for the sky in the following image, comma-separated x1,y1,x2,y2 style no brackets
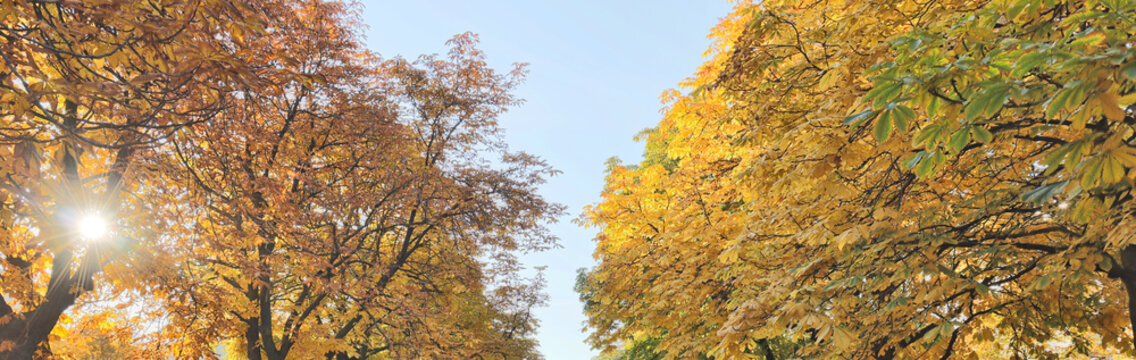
357,1,733,358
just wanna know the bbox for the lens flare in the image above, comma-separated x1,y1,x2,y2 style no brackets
77,214,109,241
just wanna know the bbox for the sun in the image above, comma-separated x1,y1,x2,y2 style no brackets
77,214,109,242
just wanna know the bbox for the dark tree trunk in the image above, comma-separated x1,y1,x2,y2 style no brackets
246,317,263,360
0,260,83,358
1118,245,1136,353
0,145,88,358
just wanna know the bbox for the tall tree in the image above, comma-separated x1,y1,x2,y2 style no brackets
1,1,558,358
140,22,560,358
583,0,1136,359
0,0,267,356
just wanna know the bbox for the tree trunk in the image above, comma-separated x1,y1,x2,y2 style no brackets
0,273,82,358
0,99,133,360
246,317,263,360
0,242,86,358
1118,245,1136,353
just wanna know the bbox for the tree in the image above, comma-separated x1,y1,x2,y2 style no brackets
0,0,267,356
2,1,558,358
138,21,560,358
583,0,1136,359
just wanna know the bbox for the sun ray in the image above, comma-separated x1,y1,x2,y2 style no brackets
77,214,109,242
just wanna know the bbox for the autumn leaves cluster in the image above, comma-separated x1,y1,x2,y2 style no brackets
582,0,1136,359
1,0,560,359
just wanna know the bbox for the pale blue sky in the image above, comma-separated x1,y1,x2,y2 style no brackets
357,2,732,358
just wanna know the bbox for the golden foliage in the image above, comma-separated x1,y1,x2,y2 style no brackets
583,0,1136,359
0,0,559,359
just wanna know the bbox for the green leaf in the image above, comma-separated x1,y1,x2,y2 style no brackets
984,84,1012,116
875,84,903,109
1080,157,1103,189
1008,0,1035,19
926,96,941,117
948,129,971,154
1067,83,1089,110
1021,179,1070,203
844,110,876,127
891,111,908,134
915,156,934,177
1046,87,1072,119
967,83,1011,119
895,105,916,130
1066,140,1086,169
971,126,993,143
1042,144,1071,167
1101,156,1124,185
874,111,894,142
915,151,943,177
865,82,902,109
913,123,941,148
1123,62,1136,80
1071,197,1102,222
965,94,988,120
1066,182,1083,198
904,151,927,169
976,283,990,294
1012,52,1048,78
1068,31,1105,48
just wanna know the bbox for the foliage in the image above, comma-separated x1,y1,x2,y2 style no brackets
582,0,1136,359
0,0,558,358
0,0,268,356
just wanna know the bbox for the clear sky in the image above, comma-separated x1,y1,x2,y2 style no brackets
357,1,732,358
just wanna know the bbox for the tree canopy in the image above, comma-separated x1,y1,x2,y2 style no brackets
582,0,1136,359
0,0,559,358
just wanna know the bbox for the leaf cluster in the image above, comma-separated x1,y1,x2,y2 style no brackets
582,0,1136,359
